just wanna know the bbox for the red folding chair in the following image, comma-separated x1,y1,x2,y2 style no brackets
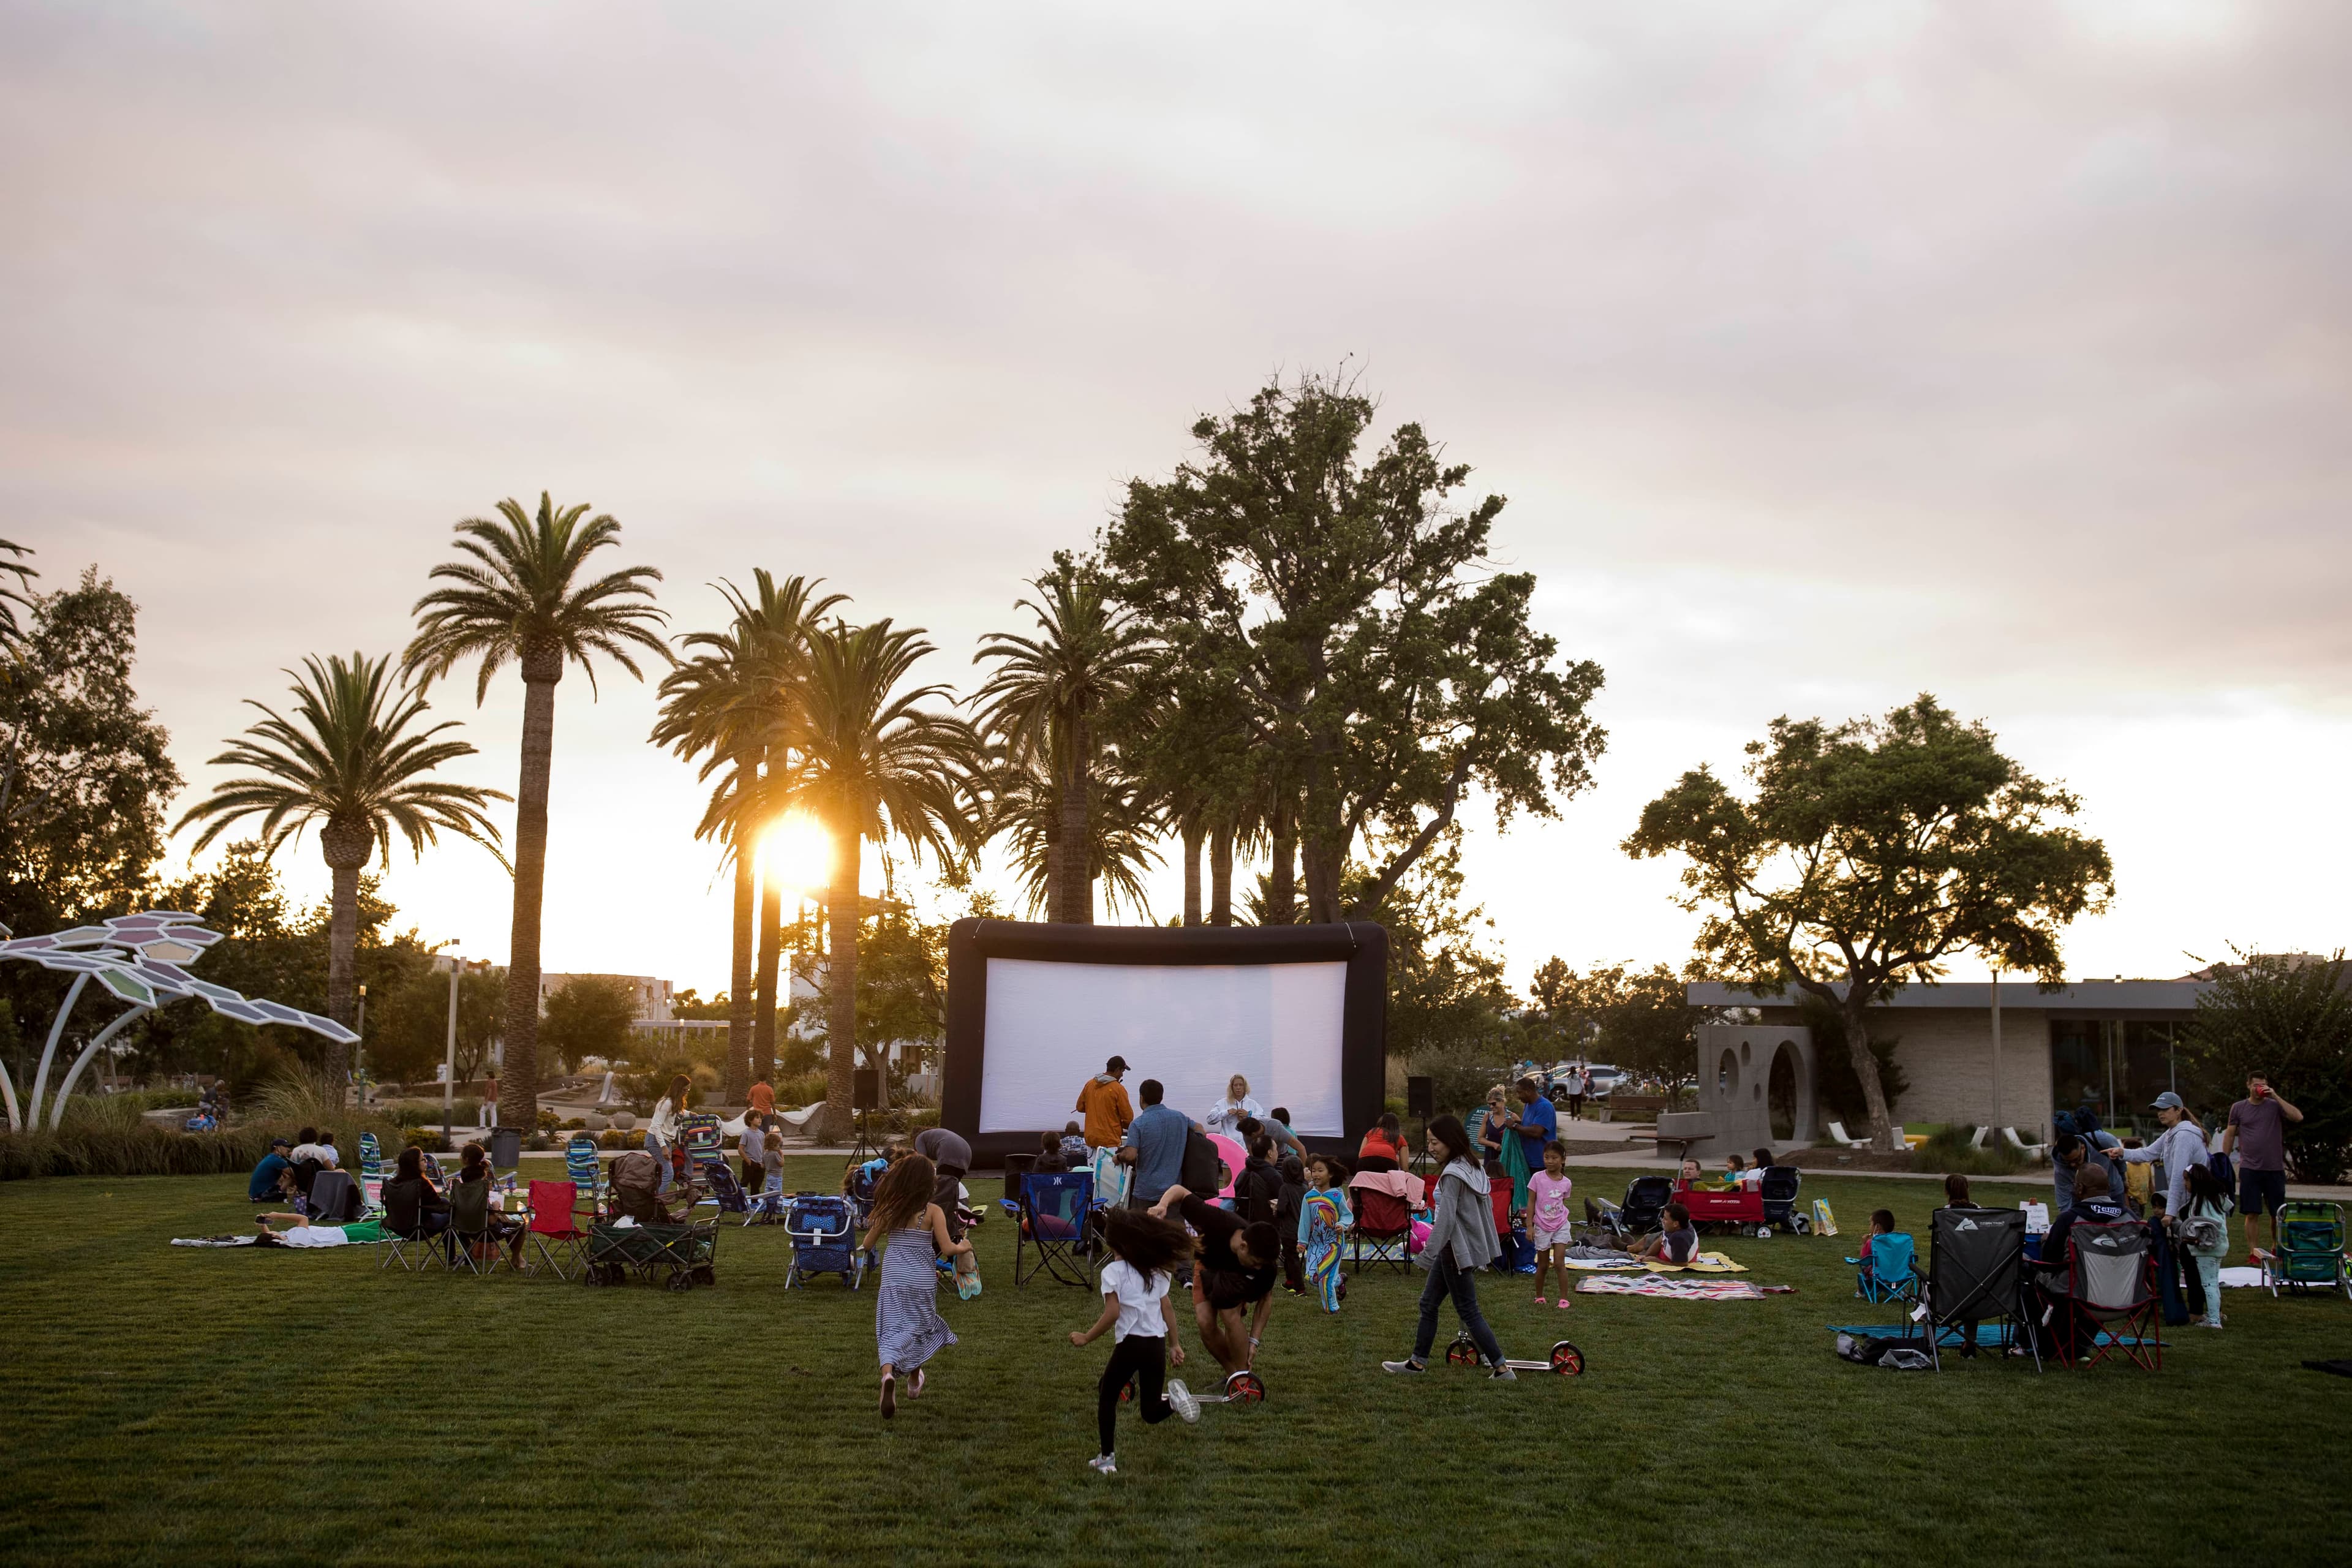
526,1180,590,1280
1346,1177,1415,1274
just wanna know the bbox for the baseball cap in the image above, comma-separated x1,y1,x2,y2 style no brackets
1105,1055,1129,1074
2149,1091,2185,1111
271,1136,292,1148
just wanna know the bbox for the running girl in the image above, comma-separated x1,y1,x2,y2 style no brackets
862,1152,971,1419
1528,1140,1574,1308
1300,1154,1352,1313
1069,1208,1199,1474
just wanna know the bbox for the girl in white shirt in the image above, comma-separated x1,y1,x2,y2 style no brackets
1069,1207,1199,1474
1205,1075,1265,1139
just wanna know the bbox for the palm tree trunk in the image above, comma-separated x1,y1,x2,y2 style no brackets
1269,804,1297,925
725,839,755,1104
752,875,783,1090
1209,821,1234,926
823,837,859,1142
1182,818,1204,927
320,824,369,1100
1058,722,1091,925
500,662,559,1133
1043,827,1063,923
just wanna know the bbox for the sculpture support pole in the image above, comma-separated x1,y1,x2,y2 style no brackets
48,1006,154,1130
28,973,91,1131
0,1058,20,1133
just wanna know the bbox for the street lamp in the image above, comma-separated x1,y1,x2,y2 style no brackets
435,955,490,1144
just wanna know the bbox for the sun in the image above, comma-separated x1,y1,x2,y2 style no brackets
760,813,837,895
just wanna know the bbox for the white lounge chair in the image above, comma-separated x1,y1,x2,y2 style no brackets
1825,1120,1869,1150
1968,1126,1989,1150
771,1101,825,1132
2003,1126,2048,1159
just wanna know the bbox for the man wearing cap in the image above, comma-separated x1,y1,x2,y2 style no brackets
1076,1056,1135,1150
247,1137,295,1204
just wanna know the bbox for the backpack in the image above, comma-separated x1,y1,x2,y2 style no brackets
1180,1128,1223,1196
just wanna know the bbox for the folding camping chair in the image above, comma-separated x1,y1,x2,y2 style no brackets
2264,1200,2351,1300
564,1134,606,1220
1921,1206,2038,1371
1016,1170,1096,1287
306,1170,361,1227
1346,1174,1415,1275
677,1112,725,1182
1849,1231,1921,1307
357,1133,388,1216
2057,1221,2162,1371
444,1178,503,1276
524,1180,589,1280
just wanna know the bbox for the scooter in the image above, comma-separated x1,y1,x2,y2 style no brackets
1166,1368,1265,1417
1444,1332,1587,1377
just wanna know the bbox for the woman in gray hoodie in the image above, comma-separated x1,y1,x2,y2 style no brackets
1383,1114,1515,1379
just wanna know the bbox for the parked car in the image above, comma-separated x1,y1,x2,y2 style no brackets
1545,1063,1624,1104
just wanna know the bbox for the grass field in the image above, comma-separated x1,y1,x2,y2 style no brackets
2,1159,2347,1567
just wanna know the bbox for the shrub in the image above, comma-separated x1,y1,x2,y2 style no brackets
559,1117,587,1130
401,1128,449,1153
598,1129,646,1150
1917,1126,2030,1176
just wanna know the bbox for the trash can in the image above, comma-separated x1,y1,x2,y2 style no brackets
490,1126,522,1171
1003,1153,1036,1207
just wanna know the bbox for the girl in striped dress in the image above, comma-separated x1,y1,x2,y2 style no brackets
861,1152,970,1419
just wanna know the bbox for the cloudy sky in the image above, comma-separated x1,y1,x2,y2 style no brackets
6,1,2348,997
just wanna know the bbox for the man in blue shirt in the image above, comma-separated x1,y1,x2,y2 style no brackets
1515,1076,1558,1173
1122,1079,1194,1207
247,1138,293,1203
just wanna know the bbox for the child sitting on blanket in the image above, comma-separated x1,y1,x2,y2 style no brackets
1300,1155,1352,1313
1628,1202,1699,1265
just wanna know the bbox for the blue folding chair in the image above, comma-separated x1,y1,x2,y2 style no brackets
564,1134,606,1219
1850,1231,1921,1306
1016,1170,1097,1287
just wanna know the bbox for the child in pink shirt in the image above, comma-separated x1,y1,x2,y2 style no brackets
1528,1141,1575,1307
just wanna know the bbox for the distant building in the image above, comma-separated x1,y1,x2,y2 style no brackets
539,973,676,1027
1685,977,2213,1144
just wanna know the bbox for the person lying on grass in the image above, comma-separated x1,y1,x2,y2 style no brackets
1627,1202,1699,1265
1146,1182,1280,1375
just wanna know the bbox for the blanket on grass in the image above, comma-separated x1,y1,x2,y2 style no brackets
173,1219,383,1250
1564,1248,1749,1274
1577,1275,1764,1302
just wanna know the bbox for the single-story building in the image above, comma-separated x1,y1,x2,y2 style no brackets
1684,978,2210,1144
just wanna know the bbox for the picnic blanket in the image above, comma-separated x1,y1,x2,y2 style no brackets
172,1219,384,1250
1564,1248,1749,1274
1577,1275,1765,1302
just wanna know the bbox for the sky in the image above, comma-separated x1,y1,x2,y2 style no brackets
6,1,2350,997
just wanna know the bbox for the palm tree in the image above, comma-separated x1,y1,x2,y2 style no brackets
973,559,1154,923
987,749,1163,922
402,493,665,1129
0,537,35,652
651,571,845,1101
174,652,508,1091
777,619,980,1138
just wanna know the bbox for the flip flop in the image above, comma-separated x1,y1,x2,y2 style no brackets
880,1373,897,1419
908,1368,926,1400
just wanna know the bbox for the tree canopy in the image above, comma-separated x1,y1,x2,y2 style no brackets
2179,947,2352,1184
1626,695,2112,1150
539,975,641,1075
1102,372,1605,925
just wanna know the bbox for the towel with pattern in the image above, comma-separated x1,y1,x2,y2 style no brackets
1565,1248,1749,1273
1576,1275,1765,1301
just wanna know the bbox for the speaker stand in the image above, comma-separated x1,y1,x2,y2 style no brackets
848,1109,881,1162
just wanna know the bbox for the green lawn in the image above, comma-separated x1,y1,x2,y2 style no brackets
2,1160,2346,1567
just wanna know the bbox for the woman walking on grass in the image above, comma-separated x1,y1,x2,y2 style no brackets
1383,1114,1513,1380
863,1152,971,1418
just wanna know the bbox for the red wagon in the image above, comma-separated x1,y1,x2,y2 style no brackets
1675,1183,1769,1237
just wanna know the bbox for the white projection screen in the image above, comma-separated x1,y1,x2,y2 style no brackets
942,920,1389,1165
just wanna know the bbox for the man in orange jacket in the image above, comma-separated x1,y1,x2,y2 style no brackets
1076,1055,1136,1149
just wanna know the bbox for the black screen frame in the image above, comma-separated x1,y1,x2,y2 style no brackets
941,918,1389,1169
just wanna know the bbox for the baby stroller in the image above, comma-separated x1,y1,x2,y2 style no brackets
1588,1174,1675,1243
1760,1166,1810,1234
784,1193,866,1289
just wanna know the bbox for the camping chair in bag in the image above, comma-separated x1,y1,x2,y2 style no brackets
1922,1207,2038,1372
306,1170,361,1227
1850,1231,1921,1306
2264,1201,2351,1300
524,1180,589,1280
564,1135,606,1219
1345,1174,1415,1275
1016,1170,1096,1287
2059,1221,2162,1371
445,1179,502,1276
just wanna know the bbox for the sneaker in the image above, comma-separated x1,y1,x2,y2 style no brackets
1381,1358,1426,1374
1166,1379,1200,1423
1490,1365,1518,1381
1087,1453,1117,1475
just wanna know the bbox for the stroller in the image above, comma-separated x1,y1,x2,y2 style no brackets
784,1193,867,1289
1760,1166,1809,1234
1588,1175,1675,1243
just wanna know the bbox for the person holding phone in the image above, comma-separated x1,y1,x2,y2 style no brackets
2223,1073,2302,1257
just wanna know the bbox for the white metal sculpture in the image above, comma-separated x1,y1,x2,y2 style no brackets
0,910,358,1132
